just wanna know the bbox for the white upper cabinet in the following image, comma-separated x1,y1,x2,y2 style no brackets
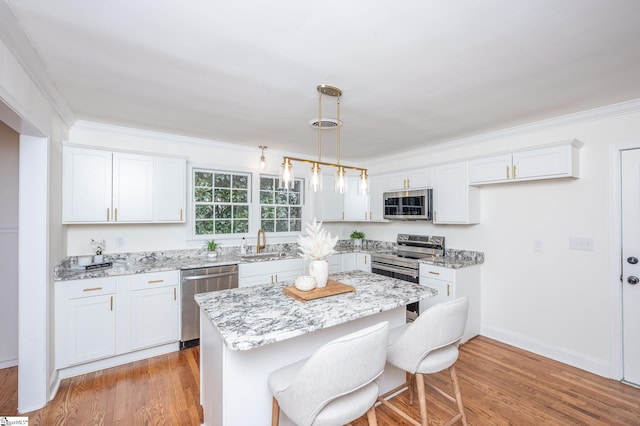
153,156,186,222
385,168,432,190
63,146,186,224
62,147,113,223
432,161,480,224
112,153,154,222
311,174,370,222
368,174,388,221
468,140,582,185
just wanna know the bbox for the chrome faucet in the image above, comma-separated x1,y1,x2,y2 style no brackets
257,228,266,253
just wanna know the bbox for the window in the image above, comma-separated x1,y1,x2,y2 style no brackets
193,169,250,236
259,176,303,232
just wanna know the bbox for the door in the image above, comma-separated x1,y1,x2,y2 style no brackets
621,149,640,385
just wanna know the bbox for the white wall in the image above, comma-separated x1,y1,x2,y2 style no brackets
324,106,640,378
0,120,19,367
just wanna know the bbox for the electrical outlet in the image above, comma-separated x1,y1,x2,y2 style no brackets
532,240,543,252
569,237,594,251
115,236,125,247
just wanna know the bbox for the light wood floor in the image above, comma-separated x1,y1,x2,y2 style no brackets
1,336,639,425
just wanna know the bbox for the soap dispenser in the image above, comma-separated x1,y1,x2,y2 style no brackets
240,237,247,255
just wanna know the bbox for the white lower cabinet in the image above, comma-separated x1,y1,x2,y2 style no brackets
419,263,481,343
55,277,118,368
127,271,179,351
338,252,371,273
55,271,180,371
238,258,305,287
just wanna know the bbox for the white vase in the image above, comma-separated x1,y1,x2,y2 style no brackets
353,238,363,249
309,260,329,288
93,254,104,263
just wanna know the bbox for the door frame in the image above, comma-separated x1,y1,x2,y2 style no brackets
609,140,640,381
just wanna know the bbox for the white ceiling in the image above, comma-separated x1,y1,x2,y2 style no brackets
6,0,640,161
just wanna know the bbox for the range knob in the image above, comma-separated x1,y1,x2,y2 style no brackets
627,257,638,265
628,276,639,285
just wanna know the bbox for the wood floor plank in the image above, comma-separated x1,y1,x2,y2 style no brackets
1,336,639,425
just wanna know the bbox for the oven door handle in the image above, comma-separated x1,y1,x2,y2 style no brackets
371,263,419,278
182,271,237,281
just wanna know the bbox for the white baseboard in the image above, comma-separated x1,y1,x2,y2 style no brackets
0,358,18,369
56,342,180,381
480,326,611,378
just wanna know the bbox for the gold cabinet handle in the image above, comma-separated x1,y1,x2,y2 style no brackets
110,296,113,311
83,287,103,292
115,208,118,222
506,165,510,179
513,165,517,179
174,287,177,301
447,284,450,297
434,211,437,222
364,255,367,264
180,208,183,221
107,208,110,221
148,279,164,284
428,271,440,276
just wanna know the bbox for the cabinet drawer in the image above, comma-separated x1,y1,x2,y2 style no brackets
419,264,454,282
63,277,117,299
128,271,179,290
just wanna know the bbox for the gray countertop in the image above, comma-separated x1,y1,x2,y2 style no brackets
194,270,437,351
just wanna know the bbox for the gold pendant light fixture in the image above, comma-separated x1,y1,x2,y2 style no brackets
279,84,369,195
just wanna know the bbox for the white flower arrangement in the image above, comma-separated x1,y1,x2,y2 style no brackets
91,239,105,255
297,219,338,261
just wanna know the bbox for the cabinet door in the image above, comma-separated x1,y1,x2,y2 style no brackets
406,168,432,189
419,278,452,313
368,175,388,221
129,285,179,350
512,145,572,180
355,253,371,273
433,162,480,224
344,176,370,221
340,253,357,272
112,153,154,222
311,176,344,221
65,293,117,366
154,157,186,222
468,154,512,184
62,147,112,223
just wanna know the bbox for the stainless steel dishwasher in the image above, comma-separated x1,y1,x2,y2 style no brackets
180,264,238,349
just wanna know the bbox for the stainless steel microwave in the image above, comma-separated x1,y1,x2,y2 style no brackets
383,188,433,220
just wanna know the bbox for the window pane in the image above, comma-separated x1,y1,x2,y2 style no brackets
288,192,300,205
214,188,230,202
195,172,213,187
232,189,248,203
234,205,249,219
262,220,275,232
260,190,273,204
276,219,289,232
233,220,249,233
233,174,248,189
195,187,213,202
214,173,231,188
276,191,288,205
290,220,301,232
195,205,213,219
215,220,232,234
276,206,288,218
215,205,231,219
195,220,213,235
260,177,274,191
290,207,301,218
293,180,301,192
261,206,275,219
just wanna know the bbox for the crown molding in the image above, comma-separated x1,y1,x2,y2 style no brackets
364,98,640,169
0,1,75,127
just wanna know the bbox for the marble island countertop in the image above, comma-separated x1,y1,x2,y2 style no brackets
194,270,437,351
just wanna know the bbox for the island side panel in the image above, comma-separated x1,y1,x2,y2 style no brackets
208,307,406,426
201,308,225,426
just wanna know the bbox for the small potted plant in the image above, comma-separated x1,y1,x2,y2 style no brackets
206,240,219,258
350,230,365,249
91,239,105,263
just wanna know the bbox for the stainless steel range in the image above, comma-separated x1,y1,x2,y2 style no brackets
371,234,445,320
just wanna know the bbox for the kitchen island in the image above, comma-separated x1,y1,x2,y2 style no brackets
195,270,437,426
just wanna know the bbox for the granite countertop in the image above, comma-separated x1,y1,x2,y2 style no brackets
194,270,437,351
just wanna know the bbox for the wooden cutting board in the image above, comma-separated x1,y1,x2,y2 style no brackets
284,279,355,303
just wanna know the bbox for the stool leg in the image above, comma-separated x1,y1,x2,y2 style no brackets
366,405,378,426
271,397,280,426
415,373,428,426
409,374,415,405
449,366,467,426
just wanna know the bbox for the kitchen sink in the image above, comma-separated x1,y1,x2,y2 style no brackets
241,252,289,261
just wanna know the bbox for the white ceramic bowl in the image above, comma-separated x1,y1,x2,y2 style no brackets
295,275,316,291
